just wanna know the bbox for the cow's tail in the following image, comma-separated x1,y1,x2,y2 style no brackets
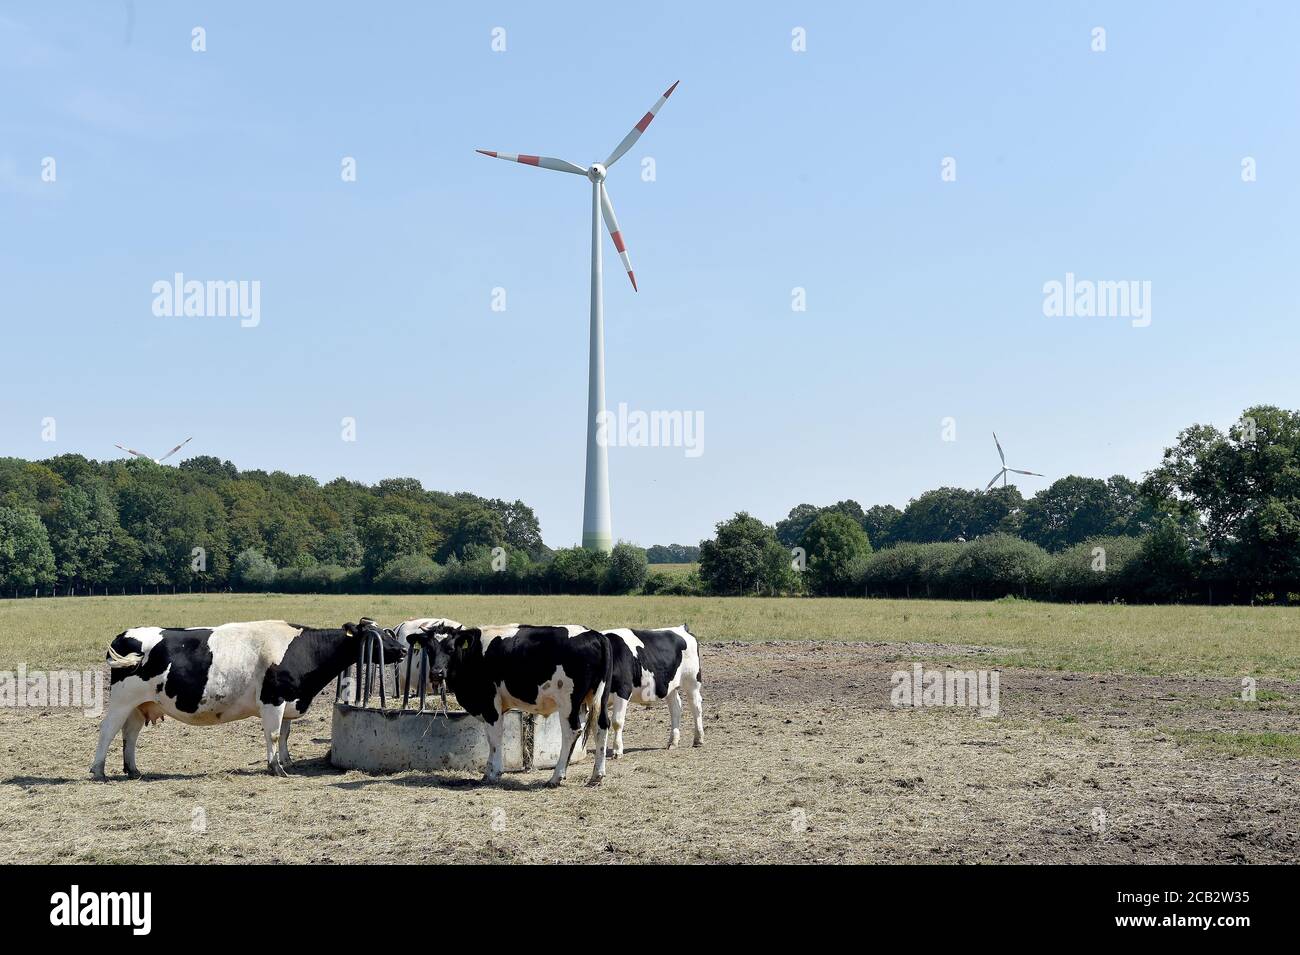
106,645,143,669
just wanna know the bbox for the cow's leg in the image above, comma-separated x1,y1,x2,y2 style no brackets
586,685,608,788
569,708,591,765
686,676,704,747
91,697,139,781
608,695,630,758
260,703,289,777
121,709,146,779
666,687,683,749
482,717,505,784
547,710,579,788
278,719,293,766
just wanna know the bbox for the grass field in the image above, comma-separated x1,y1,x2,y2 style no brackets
646,562,697,575
1,594,1297,864
1,592,1296,678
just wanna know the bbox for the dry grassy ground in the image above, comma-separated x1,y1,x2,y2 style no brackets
1,595,1297,863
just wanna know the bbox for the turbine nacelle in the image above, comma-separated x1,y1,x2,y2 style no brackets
586,163,607,184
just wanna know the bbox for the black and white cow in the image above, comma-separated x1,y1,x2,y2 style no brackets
392,617,462,695
91,618,404,780
592,625,703,759
420,623,611,787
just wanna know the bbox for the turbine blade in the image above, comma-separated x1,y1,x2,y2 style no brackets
157,436,193,462
475,150,587,176
599,183,636,291
1009,469,1043,476
993,431,1006,465
985,470,1006,490
603,80,680,169
115,444,149,459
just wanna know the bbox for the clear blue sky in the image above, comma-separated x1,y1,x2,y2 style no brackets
2,2,1297,548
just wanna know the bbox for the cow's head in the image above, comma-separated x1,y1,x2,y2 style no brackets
342,618,407,664
420,623,474,685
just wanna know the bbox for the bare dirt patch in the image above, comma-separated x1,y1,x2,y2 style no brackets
2,641,1297,864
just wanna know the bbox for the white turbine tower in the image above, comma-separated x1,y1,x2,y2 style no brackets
986,432,1043,490
115,436,193,465
477,80,680,552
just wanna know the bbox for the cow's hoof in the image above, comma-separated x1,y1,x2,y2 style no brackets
609,750,622,760
585,775,605,788
666,741,679,750
267,763,290,778
544,777,564,788
693,738,703,748
481,773,502,785
124,768,142,780
90,767,107,782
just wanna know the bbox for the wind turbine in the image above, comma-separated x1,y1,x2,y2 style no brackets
477,81,680,553
985,432,1043,490
115,436,193,465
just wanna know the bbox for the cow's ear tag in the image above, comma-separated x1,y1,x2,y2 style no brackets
459,637,470,651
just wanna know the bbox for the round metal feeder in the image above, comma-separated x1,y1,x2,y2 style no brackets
328,628,563,774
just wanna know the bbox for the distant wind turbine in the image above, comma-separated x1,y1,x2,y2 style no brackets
115,436,193,465
985,432,1043,490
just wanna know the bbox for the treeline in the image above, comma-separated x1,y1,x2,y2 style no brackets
3,405,1296,604
0,454,552,595
689,405,1300,604
645,543,700,564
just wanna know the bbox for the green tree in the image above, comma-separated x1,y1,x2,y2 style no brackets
0,505,57,591
645,543,700,563
546,547,610,594
232,548,277,589
48,478,120,589
862,504,902,549
488,498,545,557
892,486,1023,543
1021,475,1156,551
1131,520,1195,602
606,542,649,593
774,504,820,548
1143,406,1300,597
699,512,795,595
775,500,867,548
375,554,444,593
800,511,871,595
437,505,506,561
361,513,423,578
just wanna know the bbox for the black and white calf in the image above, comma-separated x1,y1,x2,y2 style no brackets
596,625,703,758
421,623,611,787
92,619,404,780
